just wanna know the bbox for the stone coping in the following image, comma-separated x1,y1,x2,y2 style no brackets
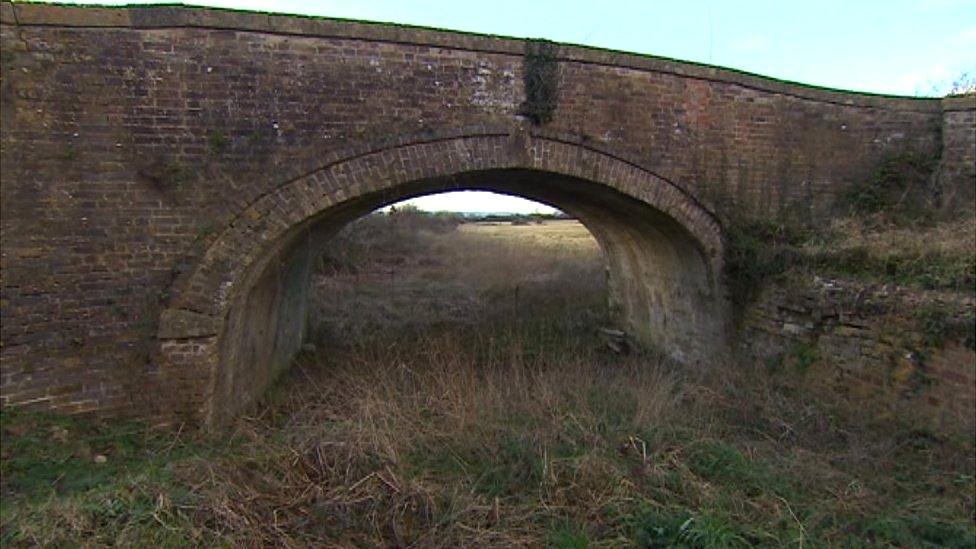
3,1,970,113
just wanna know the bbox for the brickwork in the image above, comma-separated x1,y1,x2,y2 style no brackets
1,3,973,425
938,97,976,212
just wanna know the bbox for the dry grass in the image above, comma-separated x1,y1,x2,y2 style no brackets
311,219,606,344
725,214,976,309
2,215,974,547
179,342,681,547
812,217,976,259
801,216,976,291
457,219,602,249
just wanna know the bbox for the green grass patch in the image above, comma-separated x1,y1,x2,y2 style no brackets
858,512,975,548
686,441,792,499
548,520,590,548
631,507,752,548
0,409,220,547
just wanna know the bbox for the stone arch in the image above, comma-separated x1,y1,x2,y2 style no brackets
156,128,728,426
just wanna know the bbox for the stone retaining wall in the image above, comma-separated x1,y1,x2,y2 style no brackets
740,276,975,434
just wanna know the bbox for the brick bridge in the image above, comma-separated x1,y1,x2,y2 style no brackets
1,3,973,426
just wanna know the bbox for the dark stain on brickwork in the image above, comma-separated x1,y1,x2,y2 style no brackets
137,158,190,192
517,40,559,125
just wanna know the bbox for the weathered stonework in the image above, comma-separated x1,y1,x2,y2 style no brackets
1,3,974,426
740,277,976,434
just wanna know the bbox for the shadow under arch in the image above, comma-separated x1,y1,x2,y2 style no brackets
157,130,729,427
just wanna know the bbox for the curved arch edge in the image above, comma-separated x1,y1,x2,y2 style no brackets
154,130,731,427
162,129,726,331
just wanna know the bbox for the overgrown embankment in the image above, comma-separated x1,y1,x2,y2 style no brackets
724,151,976,434
725,151,975,308
2,212,974,547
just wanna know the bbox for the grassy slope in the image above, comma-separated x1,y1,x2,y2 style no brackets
2,215,974,547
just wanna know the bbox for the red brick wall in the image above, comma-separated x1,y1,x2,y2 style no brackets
938,97,976,212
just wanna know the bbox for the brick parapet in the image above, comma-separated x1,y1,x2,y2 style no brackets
0,1,943,112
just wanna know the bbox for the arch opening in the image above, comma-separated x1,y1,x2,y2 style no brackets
156,135,729,427
310,192,606,360
205,170,724,425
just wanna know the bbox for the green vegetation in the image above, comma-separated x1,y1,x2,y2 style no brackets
0,410,221,546
56,145,79,162
837,151,938,223
722,219,806,309
246,129,264,146
789,342,820,373
632,508,751,549
724,151,975,308
724,217,973,312
914,303,976,350
548,521,590,549
207,131,229,154
807,245,974,291
194,223,215,243
518,39,560,125
3,217,973,546
137,159,193,190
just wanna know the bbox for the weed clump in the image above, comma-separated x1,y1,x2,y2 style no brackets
518,39,560,125
137,159,193,191
838,151,938,224
207,131,229,154
723,220,806,309
632,508,751,548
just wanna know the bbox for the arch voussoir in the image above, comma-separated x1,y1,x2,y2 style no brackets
163,132,724,330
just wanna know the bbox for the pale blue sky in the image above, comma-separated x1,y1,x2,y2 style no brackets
65,0,976,212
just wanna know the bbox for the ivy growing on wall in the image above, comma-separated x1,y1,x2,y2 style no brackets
518,40,559,125
837,151,938,223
